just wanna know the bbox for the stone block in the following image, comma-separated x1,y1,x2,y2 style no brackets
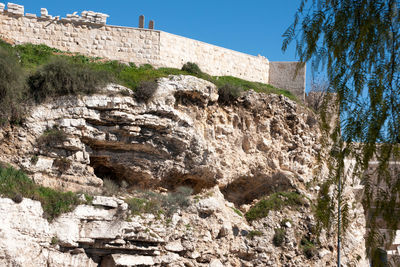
7,2,24,16
25,13,36,18
0,3,5,12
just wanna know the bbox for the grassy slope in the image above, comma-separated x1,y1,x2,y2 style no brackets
0,40,296,100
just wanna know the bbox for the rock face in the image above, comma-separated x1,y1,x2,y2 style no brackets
0,75,318,195
0,75,368,266
0,187,368,267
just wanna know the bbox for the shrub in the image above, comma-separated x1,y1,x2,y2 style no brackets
163,186,193,216
126,197,162,216
0,46,27,125
139,64,154,70
30,155,39,165
306,115,318,128
28,58,111,103
37,127,68,147
247,230,263,239
218,83,243,105
273,228,286,246
245,191,305,221
14,43,59,69
0,165,80,221
301,237,317,259
102,178,120,196
135,80,158,103
35,186,80,221
126,186,193,217
52,157,71,173
215,75,296,101
181,62,202,75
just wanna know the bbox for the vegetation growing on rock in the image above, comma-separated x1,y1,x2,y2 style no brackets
0,40,294,126
127,186,193,218
0,165,82,221
245,191,306,221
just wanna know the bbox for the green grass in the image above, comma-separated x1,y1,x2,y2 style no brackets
273,228,286,246
37,127,68,147
0,40,297,126
213,76,296,101
247,230,263,239
231,207,243,217
245,191,306,221
300,236,317,259
0,165,82,221
126,186,192,218
0,40,295,97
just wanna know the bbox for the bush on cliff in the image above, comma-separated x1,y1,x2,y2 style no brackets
28,58,111,103
217,83,243,105
135,80,159,103
181,62,202,76
0,165,81,221
126,186,193,217
0,47,28,125
245,191,306,221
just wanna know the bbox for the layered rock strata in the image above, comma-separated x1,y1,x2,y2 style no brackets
0,75,368,266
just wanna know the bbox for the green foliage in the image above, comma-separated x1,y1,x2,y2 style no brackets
35,186,80,221
247,230,263,239
0,46,27,125
28,58,111,103
14,43,60,70
0,165,80,221
126,186,193,218
30,155,39,165
126,197,161,216
181,62,202,75
285,0,400,255
245,191,305,221
215,76,295,100
51,236,59,245
135,80,158,103
314,182,334,234
163,186,193,216
0,41,297,126
231,207,243,217
272,228,286,246
52,157,71,173
102,178,120,196
300,236,317,259
84,193,94,204
37,127,68,147
217,83,243,105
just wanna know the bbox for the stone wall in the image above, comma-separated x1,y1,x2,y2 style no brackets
0,5,305,99
159,31,270,83
0,12,161,65
269,61,306,100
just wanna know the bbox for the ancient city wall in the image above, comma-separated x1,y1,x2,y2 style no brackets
159,31,270,83
0,4,305,99
0,12,161,65
269,62,306,100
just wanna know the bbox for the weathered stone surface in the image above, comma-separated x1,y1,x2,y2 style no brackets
0,76,368,266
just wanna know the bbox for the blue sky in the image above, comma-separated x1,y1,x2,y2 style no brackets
11,0,313,89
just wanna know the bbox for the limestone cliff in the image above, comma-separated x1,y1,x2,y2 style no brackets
0,75,368,266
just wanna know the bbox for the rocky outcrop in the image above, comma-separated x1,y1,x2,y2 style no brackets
0,75,368,266
0,75,319,195
0,186,368,267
